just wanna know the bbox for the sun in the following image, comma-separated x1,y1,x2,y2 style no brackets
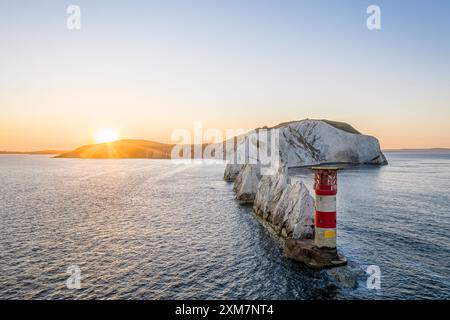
94,128,120,144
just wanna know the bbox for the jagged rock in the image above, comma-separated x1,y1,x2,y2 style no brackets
284,239,347,269
324,261,364,289
233,164,261,204
273,180,315,239
223,163,243,182
253,166,314,240
253,166,290,221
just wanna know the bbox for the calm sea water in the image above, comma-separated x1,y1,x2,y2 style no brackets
0,152,449,299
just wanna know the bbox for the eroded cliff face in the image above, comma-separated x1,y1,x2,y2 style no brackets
225,119,387,241
229,163,314,240
253,166,315,240
223,164,243,182
233,164,261,204
278,120,387,166
223,119,386,174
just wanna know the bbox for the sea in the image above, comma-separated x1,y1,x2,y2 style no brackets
0,152,449,299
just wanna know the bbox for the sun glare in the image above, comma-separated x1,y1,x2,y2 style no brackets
94,128,120,144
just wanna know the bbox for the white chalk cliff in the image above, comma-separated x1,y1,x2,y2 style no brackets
277,119,387,166
233,164,261,204
225,119,387,240
253,165,315,240
224,119,386,174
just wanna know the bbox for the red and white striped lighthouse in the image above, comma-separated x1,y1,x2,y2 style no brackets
312,167,338,249
283,166,346,269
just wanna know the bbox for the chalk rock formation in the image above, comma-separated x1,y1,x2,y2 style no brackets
223,119,387,172
224,163,244,182
231,163,314,239
224,119,386,275
226,119,387,240
277,119,387,166
253,166,315,240
233,164,261,204
253,165,290,221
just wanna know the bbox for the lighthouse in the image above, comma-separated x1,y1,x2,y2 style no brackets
312,167,338,249
283,166,347,269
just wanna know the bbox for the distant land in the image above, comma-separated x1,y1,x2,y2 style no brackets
55,140,175,159
383,148,450,153
54,145,450,158
0,150,68,155
2,146,449,158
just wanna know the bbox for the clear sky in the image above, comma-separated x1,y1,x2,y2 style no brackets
1,0,449,150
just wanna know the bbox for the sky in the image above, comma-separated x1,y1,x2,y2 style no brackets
1,0,449,151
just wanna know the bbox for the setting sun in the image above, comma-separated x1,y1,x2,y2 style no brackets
94,128,120,144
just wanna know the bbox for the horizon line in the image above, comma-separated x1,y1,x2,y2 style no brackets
2,145,450,155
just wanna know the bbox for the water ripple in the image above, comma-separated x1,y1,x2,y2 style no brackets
0,154,449,299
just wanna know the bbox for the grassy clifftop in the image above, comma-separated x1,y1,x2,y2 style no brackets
271,119,361,135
